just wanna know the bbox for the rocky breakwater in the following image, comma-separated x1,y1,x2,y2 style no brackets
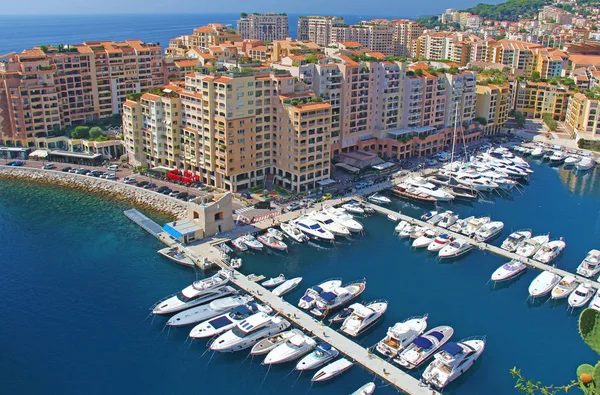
0,166,188,219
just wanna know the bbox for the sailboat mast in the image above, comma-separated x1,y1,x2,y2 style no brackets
450,101,458,170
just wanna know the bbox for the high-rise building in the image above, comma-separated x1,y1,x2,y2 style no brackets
475,83,512,135
393,20,426,57
237,13,289,41
565,92,600,138
0,40,165,147
166,24,242,58
515,80,574,120
297,16,346,46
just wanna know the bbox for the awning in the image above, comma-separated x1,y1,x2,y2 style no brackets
372,162,394,171
29,149,48,158
317,178,336,186
162,219,202,239
334,162,360,174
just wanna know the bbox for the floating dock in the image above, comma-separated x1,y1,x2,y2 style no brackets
124,209,164,238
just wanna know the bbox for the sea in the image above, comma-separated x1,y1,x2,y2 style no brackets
1,158,599,395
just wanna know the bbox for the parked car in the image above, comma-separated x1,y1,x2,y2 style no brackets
285,202,301,212
160,188,173,195
106,174,117,180
80,169,91,175
42,163,56,169
197,184,208,191
321,193,332,201
143,183,157,189
186,194,197,201
240,191,252,199
89,170,103,177
107,164,120,171
136,181,150,188
61,166,72,172
156,186,169,193
7,161,24,166
169,190,181,197
123,176,136,184
175,192,189,200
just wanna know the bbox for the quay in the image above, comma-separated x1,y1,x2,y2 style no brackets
364,202,600,290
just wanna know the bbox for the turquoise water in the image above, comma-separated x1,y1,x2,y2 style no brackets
0,160,598,394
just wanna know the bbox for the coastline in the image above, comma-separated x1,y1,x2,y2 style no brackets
0,166,188,220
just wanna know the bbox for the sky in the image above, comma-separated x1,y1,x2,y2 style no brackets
2,0,503,16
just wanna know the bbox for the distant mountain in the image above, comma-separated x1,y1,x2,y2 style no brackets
465,0,550,22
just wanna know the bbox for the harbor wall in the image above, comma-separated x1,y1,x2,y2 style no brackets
0,166,188,219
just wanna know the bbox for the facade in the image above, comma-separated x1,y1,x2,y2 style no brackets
475,83,512,135
515,80,574,120
237,13,289,41
166,24,242,58
393,20,426,57
0,41,165,147
485,40,542,75
565,92,600,137
297,16,346,46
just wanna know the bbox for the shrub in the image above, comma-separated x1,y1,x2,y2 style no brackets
89,127,103,139
71,126,90,139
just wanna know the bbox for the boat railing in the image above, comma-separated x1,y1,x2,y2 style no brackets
343,278,367,287
459,335,487,343
149,292,179,311
403,313,429,322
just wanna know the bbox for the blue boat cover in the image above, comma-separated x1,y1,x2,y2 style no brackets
441,342,462,356
429,331,444,341
301,295,314,303
209,315,234,329
314,286,324,293
440,234,450,239
318,343,332,351
413,336,433,349
319,291,337,302
232,305,252,315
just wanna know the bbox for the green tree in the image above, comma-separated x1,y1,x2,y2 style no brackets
89,126,103,139
240,12,248,18
71,126,90,139
530,71,541,81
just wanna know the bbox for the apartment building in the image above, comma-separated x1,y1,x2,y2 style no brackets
237,13,289,41
515,80,574,120
330,22,396,55
414,32,484,66
166,24,242,57
533,48,569,78
0,40,165,147
297,16,346,46
565,92,600,137
123,71,332,193
486,40,542,75
475,83,512,135
393,20,426,58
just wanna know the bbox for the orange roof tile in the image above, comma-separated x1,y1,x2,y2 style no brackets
293,102,332,112
338,41,363,48
174,59,199,67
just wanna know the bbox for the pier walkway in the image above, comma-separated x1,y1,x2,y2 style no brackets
124,209,165,239
214,262,438,395
364,202,600,290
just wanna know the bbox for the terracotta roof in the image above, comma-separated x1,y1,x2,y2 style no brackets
19,48,46,59
339,55,359,67
214,76,232,83
174,59,199,67
141,93,161,101
124,100,138,107
251,46,268,51
293,102,332,112
338,41,363,48
366,51,386,60
194,26,214,33
569,54,600,67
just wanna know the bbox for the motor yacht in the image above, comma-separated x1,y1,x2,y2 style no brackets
210,312,291,353
550,276,578,300
298,278,343,310
477,170,518,190
463,216,491,237
272,277,303,297
257,234,288,251
375,315,428,358
399,224,415,238
311,358,354,382
189,302,268,339
589,290,600,311
251,329,300,356
328,302,365,325
350,382,376,395
152,271,231,315
409,226,428,239
455,174,498,191
294,217,335,241
341,203,365,215
321,206,364,233
568,284,595,309
167,293,251,327
437,211,459,229
413,230,438,248
530,147,544,157
491,260,527,282
528,271,562,298
395,220,411,234
438,238,473,259
421,211,438,221
368,194,391,205
340,300,388,337
516,234,550,258
501,230,532,252
309,212,351,236
448,216,473,234
422,338,486,389
427,212,445,225
533,239,566,263
474,221,504,242
576,157,596,171
395,326,454,370
242,235,263,250
310,280,367,317
564,156,581,167
549,151,566,164
231,236,248,251
263,332,317,365
296,343,339,370
427,233,454,252
392,185,438,204
266,228,285,241
280,222,309,243
262,274,286,288
577,249,600,278
403,176,455,201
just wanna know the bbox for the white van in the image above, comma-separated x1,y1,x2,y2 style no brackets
42,163,56,169
107,164,120,171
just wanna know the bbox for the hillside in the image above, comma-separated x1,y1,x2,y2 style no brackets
465,0,550,21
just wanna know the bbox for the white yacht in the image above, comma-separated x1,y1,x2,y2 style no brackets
589,290,600,311
395,220,410,234
251,329,300,356
340,300,388,337
257,234,288,251
568,284,595,309
427,233,454,252
242,235,263,250
533,239,566,263
231,236,248,251
564,156,581,167
530,147,544,157
152,271,231,315
501,230,532,252
350,382,376,395
210,312,291,353
189,302,267,339
341,203,365,215
262,274,286,288
422,338,486,389
463,216,491,237
263,332,317,365
298,278,343,310
309,211,351,236
577,249,600,278
296,343,339,370
549,151,566,163
448,216,473,234
368,194,391,205
395,326,454,370
455,174,498,191
576,157,596,171
437,211,459,228
311,358,354,382
403,176,455,201
409,226,428,239
266,228,285,241
550,276,578,300
427,212,445,225
294,217,335,241
310,280,367,317
375,315,428,358
528,271,562,298
398,223,414,238
421,211,438,221
321,206,364,233
474,221,504,242
491,260,527,282
412,230,438,248
280,223,309,243
272,277,303,297
516,234,550,258
167,292,250,326
439,238,473,259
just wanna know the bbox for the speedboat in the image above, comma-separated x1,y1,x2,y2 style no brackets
399,224,414,238
421,211,438,221
266,228,285,241
589,290,600,311
427,212,445,225
395,326,454,370
309,212,351,236
296,343,339,370
395,220,410,234
551,276,578,300
231,236,248,251
375,315,428,358
167,293,251,327
310,280,367,317
298,278,343,310
501,230,532,252
516,234,550,258
294,217,335,241
368,194,391,205
350,382,376,395
438,238,473,259
530,147,544,157
210,312,291,353
491,260,527,282
549,151,566,163
409,226,428,239
576,157,596,171
528,271,561,298
341,203,365,215
272,277,303,297
577,249,600,278
340,300,388,337
474,221,504,242
311,358,354,382
263,332,317,365
448,216,473,234
564,156,581,167
427,233,454,252
568,284,595,309
412,230,438,248
251,329,300,356
280,222,309,243
328,302,365,325
463,216,490,237
242,235,263,250
257,234,288,251
533,239,566,263
422,338,486,389
437,211,459,229
321,206,364,233
152,271,231,315
262,274,286,288
189,302,269,339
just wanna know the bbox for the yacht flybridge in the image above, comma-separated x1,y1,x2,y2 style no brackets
422,338,486,389
395,326,454,370
375,315,428,358
577,249,600,278
294,217,335,241
340,300,388,337
501,230,532,252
